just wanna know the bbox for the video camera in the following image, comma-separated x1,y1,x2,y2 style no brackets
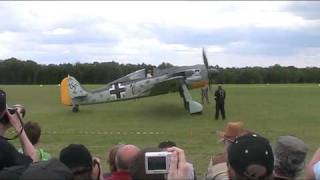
0,90,26,124
145,151,171,174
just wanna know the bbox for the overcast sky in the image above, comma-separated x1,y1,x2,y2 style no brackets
0,1,320,67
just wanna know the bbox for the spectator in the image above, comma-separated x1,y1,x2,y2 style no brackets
104,144,125,178
158,140,196,180
19,121,51,161
0,89,38,171
305,147,320,180
227,133,274,180
273,135,308,179
201,85,209,104
59,144,102,180
106,144,140,180
206,121,249,180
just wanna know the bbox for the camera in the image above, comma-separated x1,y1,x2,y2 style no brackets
0,90,25,124
145,151,171,174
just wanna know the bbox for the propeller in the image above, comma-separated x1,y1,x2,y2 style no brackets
202,48,219,94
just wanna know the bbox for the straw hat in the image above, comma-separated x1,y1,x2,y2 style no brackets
217,121,245,141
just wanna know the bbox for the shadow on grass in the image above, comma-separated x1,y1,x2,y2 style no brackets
134,102,191,120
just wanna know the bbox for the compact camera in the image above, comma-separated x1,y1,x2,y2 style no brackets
145,151,172,174
0,90,25,123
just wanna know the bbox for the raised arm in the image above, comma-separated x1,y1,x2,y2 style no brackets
7,110,38,162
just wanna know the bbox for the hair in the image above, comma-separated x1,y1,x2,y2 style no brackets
158,140,176,149
24,121,41,145
116,152,129,170
129,147,165,180
107,144,124,173
115,144,140,171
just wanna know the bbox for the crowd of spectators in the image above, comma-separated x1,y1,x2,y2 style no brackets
0,89,319,180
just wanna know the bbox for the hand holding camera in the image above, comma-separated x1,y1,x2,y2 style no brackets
166,147,189,180
145,151,172,174
0,89,26,137
144,147,189,180
6,108,23,133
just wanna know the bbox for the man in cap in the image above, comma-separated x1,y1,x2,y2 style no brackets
273,136,308,179
0,89,38,171
227,133,274,180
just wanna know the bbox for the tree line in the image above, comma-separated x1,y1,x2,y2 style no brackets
0,58,319,84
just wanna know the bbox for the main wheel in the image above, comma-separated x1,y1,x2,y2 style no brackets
72,105,79,112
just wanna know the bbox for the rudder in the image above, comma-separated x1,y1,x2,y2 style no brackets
60,76,72,106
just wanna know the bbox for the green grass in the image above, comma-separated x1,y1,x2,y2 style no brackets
1,84,320,178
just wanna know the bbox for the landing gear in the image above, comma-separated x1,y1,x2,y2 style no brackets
72,104,79,112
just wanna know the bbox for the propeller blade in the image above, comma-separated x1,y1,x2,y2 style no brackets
202,48,209,69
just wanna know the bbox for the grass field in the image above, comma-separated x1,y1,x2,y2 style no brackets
1,84,320,178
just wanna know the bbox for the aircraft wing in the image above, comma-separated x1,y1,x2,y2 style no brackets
148,76,184,96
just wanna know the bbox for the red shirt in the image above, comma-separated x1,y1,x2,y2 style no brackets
105,171,132,180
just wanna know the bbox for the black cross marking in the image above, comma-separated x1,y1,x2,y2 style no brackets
110,83,126,99
69,82,77,90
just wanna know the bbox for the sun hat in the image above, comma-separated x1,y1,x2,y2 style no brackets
217,121,245,141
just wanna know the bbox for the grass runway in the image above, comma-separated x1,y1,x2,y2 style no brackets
2,84,320,178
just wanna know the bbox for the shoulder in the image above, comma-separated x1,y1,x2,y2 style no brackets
37,148,51,161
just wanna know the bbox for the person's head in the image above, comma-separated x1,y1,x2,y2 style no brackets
227,133,274,180
116,144,140,171
129,147,166,180
107,144,124,173
218,85,222,90
59,144,94,180
274,135,308,179
158,140,176,149
24,121,41,145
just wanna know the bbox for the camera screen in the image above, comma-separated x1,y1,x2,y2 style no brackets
147,156,166,170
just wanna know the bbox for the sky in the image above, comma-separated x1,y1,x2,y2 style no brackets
0,1,320,67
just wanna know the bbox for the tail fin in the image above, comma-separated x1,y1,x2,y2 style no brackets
60,75,88,106
60,76,72,106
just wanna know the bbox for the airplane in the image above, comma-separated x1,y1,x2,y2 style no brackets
60,49,217,114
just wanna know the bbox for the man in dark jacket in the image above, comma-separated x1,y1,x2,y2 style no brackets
214,85,226,120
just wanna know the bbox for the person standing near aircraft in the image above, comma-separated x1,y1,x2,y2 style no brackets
214,85,226,120
201,85,209,104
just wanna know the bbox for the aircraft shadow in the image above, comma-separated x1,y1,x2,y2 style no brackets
136,103,187,120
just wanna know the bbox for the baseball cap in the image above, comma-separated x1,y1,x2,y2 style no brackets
228,133,274,179
274,135,308,177
20,158,73,180
59,144,93,174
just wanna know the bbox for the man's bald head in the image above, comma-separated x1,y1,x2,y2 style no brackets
115,144,140,171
